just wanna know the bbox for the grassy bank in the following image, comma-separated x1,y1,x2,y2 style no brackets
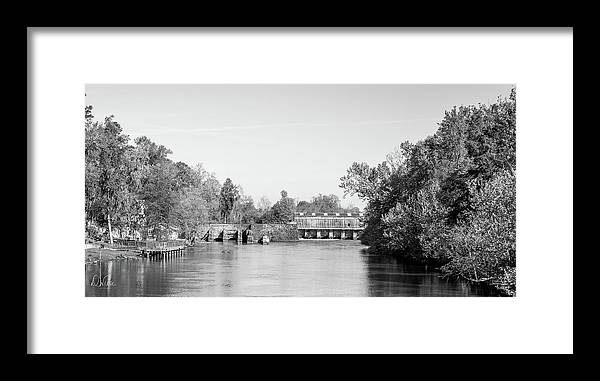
85,247,141,264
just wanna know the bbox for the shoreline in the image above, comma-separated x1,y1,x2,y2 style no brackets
85,247,142,265
84,238,347,264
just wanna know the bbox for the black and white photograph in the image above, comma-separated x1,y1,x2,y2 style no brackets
84,84,516,297
28,28,572,354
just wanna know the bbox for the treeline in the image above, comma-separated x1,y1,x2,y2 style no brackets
340,89,516,295
85,106,359,243
296,194,360,214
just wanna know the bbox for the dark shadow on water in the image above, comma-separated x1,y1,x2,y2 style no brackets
361,253,502,297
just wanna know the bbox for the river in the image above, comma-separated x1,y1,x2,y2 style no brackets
85,240,500,297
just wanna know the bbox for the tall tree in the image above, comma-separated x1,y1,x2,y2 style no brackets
138,161,178,239
85,114,130,244
219,178,240,223
192,164,221,222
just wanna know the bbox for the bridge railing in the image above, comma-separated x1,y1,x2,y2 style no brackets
295,212,364,217
295,218,364,229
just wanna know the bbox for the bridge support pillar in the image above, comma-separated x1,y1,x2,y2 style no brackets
352,231,358,240
328,230,334,239
341,231,346,240
316,230,321,239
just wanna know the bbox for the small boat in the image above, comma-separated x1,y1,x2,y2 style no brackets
260,235,270,245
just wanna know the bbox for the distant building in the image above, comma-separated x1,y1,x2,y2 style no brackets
293,212,364,239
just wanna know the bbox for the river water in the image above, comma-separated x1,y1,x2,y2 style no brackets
85,240,500,297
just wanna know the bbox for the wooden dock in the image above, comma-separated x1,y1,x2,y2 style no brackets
112,238,187,259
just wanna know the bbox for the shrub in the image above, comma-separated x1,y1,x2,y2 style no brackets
439,171,516,295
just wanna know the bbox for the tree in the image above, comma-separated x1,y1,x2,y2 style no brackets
257,196,271,212
344,203,360,214
85,106,101,233
85,114,131,244
310,194,341,213
235,195,260,224
172,161,197,191
382,180,449,260
132,136,172,167
138,161,178,239
270,189,296,223
256,196,273,223
295,193,359,214
339,88,516,294
86,106,230,241
170,187,209,239
192,164,221,222
296,200,312,213
219,178,240,223
340,162,385,201
437,171,516,295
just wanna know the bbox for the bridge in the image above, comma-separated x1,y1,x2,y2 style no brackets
294,212,364,240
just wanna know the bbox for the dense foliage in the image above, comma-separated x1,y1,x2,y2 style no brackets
86,107,239,240
340,89,516,295
296,194,360,214
269,190,296,223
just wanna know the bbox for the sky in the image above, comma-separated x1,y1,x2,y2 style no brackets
85,84,514,210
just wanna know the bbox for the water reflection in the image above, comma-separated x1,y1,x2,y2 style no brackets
85,241,500,297
361,253,498,296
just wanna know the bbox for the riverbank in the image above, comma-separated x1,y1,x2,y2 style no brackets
85,247,141,264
